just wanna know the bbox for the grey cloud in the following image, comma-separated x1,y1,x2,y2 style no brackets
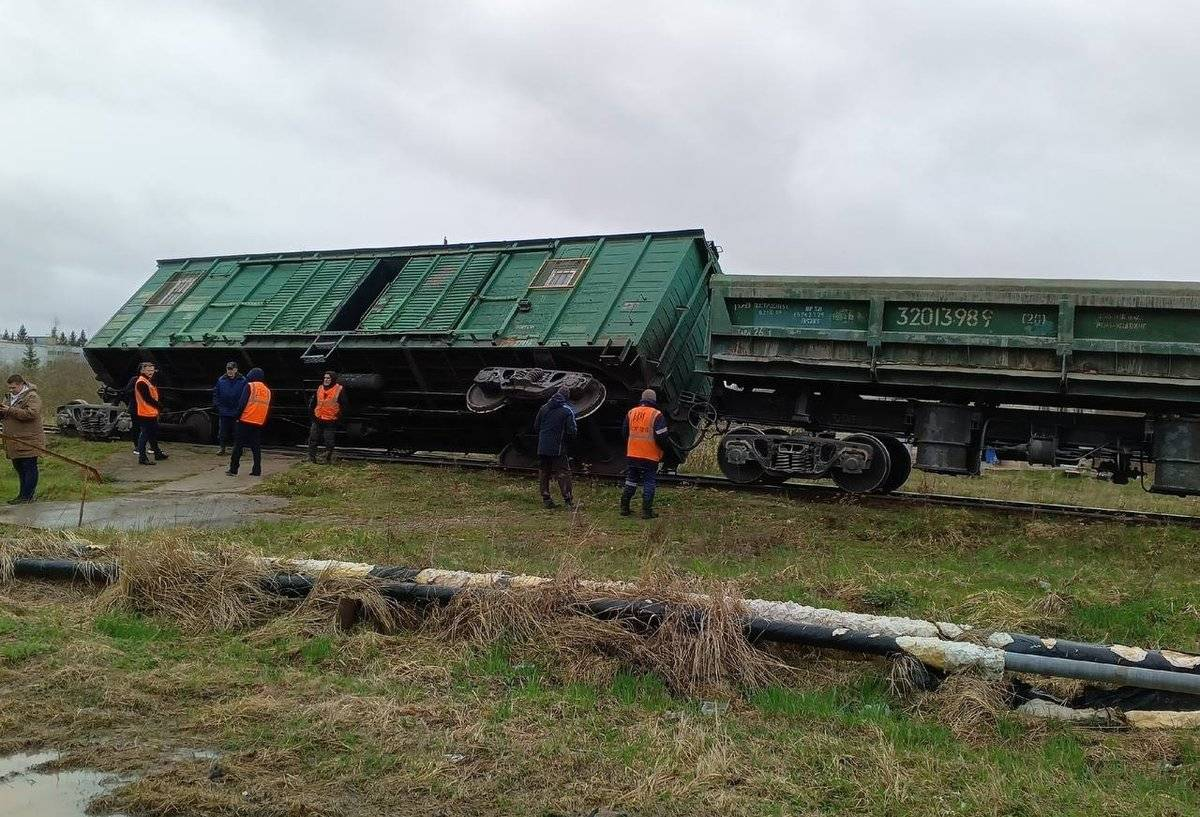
3,0,1200,335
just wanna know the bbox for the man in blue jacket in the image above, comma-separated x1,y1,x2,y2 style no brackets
533,386,577,509
212,361,245,456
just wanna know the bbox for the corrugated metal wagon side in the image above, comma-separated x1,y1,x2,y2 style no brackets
86,230,720,471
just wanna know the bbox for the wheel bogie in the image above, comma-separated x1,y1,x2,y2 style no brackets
831,434,893,494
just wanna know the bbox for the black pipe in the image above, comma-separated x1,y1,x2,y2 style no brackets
10,558,1200,695
10,558,119,583
999,633,1200,676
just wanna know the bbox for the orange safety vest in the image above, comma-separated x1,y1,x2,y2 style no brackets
314,383,343,422
626,404,664,462
134,375,159,419
240,381,271,426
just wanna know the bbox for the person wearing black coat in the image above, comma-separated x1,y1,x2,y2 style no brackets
121,372,141,453
532,386,577,509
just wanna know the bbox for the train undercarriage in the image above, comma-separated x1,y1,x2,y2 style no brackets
708,382,1193,495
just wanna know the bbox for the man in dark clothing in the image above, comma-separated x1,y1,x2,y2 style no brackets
620,388,671,519
121,372,141,452
533,386,577,509
307,371,348,464
212,361,246,456
133,362,169,465
227,367,270,477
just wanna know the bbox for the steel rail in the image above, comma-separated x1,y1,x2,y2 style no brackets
44,424,1199,525
262,445,1200,527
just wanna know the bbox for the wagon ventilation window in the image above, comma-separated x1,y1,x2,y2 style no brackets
146,270,203,307
530,257,588,289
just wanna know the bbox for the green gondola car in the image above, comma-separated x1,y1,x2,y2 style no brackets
706,275,1200,495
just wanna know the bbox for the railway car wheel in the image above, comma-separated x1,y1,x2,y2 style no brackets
498,443,540,470
832,434,892,494
874,434,913,494
182,410,213,443
718,427,769,484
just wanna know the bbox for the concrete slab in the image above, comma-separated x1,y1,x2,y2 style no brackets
0,493,289,531
0,444,298,531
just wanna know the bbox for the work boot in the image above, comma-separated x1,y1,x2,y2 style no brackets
154,450,169,461
620,501,631,517
543,497,558,509
642,507,658,519
250,469,262,477
225,469,237,476
564,496,576,510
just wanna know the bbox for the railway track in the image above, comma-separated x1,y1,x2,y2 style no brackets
49,426,1200,526
268,445,1200,527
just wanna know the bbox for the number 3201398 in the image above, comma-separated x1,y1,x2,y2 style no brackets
895,306,995,329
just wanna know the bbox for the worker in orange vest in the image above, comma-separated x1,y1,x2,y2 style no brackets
620,388,671,519
226,367,271,477
307,371,348,464
133,361,169,465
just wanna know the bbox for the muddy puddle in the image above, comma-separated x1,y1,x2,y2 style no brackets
0,751,127,817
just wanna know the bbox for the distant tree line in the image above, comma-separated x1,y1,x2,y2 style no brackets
0,324,89,346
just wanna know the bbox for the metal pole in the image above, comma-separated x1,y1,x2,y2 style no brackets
1003,652,1200,697
78,471,87,528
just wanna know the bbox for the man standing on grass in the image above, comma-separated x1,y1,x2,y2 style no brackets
533,385,576,509
227,367,271,477
0,374,44,504
307,370,347,464
134,362,169,466
121,370,141,452
620,388,671,519
212,361,245,456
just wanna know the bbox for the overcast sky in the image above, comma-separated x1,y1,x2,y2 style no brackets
3,1,1200,335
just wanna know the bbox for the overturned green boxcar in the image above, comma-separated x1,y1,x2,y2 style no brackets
86,230,720,471
706,275,1200,495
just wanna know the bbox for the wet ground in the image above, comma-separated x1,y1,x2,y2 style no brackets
0,751,126,817
0,445,294,530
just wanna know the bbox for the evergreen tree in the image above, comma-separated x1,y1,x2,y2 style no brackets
68,330,78,346
48,326,58,343
78,329,89,346
20,341,39,371
16,325,27,342
1,330,9,342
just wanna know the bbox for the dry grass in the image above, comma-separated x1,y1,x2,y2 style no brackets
917,673,1012,741
949,588,1075,636
96,539,283,633
426,565,793,696
886,653,934,698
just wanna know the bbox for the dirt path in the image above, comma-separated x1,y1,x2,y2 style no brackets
0,445,294,530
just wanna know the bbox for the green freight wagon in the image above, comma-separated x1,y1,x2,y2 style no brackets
705,275,1200,495
85,230,721,470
